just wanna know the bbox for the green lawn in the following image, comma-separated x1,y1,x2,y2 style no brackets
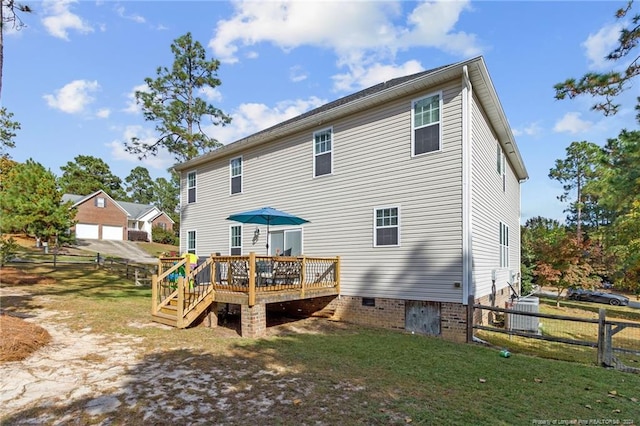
2,264,639,425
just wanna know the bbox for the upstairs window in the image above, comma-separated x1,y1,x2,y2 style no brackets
230,225,242,255
95,197,106,208
187,171,196,204
187,230,196,255
230,157,242,195
499,222,509,268
412,93,441,156
374,207,399,246
314,128,333,177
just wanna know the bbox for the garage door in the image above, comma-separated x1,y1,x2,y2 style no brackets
76,224,99,239
102,226,123,240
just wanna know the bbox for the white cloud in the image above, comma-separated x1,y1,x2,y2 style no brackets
209,1,480,78
333,60,424,92
512,122,542,137
289,65,308,83
107,126,175,170
43,79,100,114
207,97,327,144
553,112,593,134
115,5,146,23
582,22,622,70
199,87,223,102
123,84,149,114
42,0,93,40
96,108,111,119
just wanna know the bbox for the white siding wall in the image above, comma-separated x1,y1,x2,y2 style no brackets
470,92,522,300
181,79,465,303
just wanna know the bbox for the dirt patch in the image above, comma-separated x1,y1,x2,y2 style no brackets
0,267,57,286
0,313,51,362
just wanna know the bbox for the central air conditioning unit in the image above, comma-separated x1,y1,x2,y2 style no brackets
506,296,540,333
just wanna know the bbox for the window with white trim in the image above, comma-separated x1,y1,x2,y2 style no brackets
412,93,441,155
499,222,509,268
314,128,333,177
95,197,106,208
187,171,196,204
187,230,196,255
374,207,399,246
230,225,242,255
230,157,242,194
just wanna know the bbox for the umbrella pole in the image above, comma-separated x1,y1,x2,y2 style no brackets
265,220,270,255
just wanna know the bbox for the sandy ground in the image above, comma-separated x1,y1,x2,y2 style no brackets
0,286,365,425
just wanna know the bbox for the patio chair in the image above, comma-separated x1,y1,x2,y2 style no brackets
272,260,301,285
229,260,249,287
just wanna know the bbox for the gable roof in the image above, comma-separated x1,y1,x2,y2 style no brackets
62,191,164,220
62,190,129,216
173,56,528,181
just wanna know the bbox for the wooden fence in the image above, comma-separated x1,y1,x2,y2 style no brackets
7,251,156,287
469,295,640,373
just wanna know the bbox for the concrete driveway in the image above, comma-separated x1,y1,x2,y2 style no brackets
74,240,158,264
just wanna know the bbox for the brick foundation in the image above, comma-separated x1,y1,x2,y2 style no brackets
328,296,405,330
241,304,266,338
440,302,467,343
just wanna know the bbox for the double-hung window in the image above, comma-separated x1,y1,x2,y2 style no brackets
412,92,442,156
230,225,242,255
499,222,509,268
230,157,242,195
95,197,106,208
314,128,333,177
187,171,196,204
187,230,196,255
374,207,399,246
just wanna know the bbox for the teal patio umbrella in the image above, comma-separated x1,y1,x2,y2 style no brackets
226,206,309,254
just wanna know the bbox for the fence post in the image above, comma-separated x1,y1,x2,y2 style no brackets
53,250,57,268
95,253,100,269
597,308,606,366
467,294,475,343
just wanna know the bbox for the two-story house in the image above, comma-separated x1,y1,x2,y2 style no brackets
173,56,528,341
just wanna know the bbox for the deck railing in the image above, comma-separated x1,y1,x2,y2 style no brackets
152,252,340,325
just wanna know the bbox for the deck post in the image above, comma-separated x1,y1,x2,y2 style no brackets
249,252,256,306
177,276,185,328
151,274,158,315
300,256,306,298
335,256,341,293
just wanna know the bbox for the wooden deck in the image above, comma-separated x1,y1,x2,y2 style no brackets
151,252,340,331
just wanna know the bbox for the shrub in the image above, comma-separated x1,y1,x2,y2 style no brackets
152,226,177,245
128,230,149,242
0,236,20,266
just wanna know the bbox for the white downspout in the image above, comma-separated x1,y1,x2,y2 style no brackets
462,66,473,304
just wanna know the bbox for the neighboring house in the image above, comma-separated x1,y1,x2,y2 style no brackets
62,190,174,241
173,56,528,342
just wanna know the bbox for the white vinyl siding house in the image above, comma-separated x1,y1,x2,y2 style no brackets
176,56,528,336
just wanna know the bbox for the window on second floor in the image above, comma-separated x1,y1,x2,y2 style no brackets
95,197,106,208
374,206,399,247
187,230,196,255
314,128,333,177
230,225,242,255
230,157,242,195
412,92,442,156
499,222,509,268
187,171,196,204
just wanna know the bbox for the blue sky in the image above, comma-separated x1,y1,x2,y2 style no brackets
3,0,638,222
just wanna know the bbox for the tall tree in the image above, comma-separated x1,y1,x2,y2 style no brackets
153,171,180,222
126,32,232,162
554,1,640,120
1,0,32,98
58,155,125,199
548,141,604,239
125,166,155,204
0,159,76,243
0,106,19,156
